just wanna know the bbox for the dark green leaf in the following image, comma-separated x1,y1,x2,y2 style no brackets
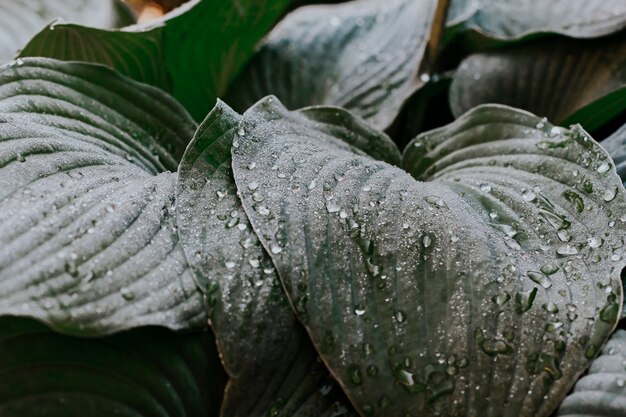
449,33,626,133
446,0,626,46
19,0,291,120
0,316,225,417
0,0,133,62
556,330,626,417
176,100,357,416
226,0,449,130
0,58,206,336
231,98,626,417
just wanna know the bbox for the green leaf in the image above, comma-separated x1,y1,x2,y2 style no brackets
0,58,206,336
231,97,626,417
446,0,626,46
0,0,132,63
449,33,626,133
556,330,626,417
0,316,226,417
601,123,626,185
226,0,449,130
19,0,291,120
176,100,357,416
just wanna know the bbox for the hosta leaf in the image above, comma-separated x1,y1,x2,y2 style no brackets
602,123,626,185
557,330,626,417
19,0,291,120
446,0,626,45
232,98,626,417
449,33,626,134
176,101,356,416
0,58,206,335
0,317,225,417
226,0,449,130
0,0,132,63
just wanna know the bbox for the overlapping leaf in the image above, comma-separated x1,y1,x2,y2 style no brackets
19,0,291,120
226,0,449,130
557,330,626,417
176,100,360,416
449,32,626,133
0,58,206,336
231,97,626,417
0,317,225,417
446,0,626,46
0,0,132,63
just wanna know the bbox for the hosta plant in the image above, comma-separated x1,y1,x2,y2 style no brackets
1,1,626,417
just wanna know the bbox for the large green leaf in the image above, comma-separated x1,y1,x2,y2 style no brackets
0,316,225,417
556,330,626,417
19,0,291,120
231,97,626,417
0,58,206,336
0,0,132,63
449,33,626,133
445,0,626,46
176,100,357,416
226,0,449,130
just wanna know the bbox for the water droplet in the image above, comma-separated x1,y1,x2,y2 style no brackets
527,271,552,289
587,237,603,248
270,244,282,254
426,196,446,207
493,293,511,306
542,302,559,314
354,305,366,316
394,310,406,323
307,179,317,190
248,181,259,190
540,264,559,275
237,127,246,136
515,288,538,313
16,153,26,163
225,260,236,269
326,200,341,213
557,229,571,242
603,187,617,202
120,287,135,301
617,379,625,388
422,235,432,248
557,244,578,256
347,364,362,385
248,259,260,268
480,183,492,192
420,73,431,83
522,189,537,202
256,205,270,216
597,161,610,174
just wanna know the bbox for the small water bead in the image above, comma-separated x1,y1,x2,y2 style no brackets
354,305,366,316
535,118,546,129
394,310,406,323
422,235,432,248
120,287,135,301
420,73,431,83
493,293,511,306
603,187,618,202
308,179,317,190
479,183,492,193
216,190,227,199
557,244,578,256
237,127,246,137
225,260,236,269
522,189,537,202
489,211,498,219
326,200,341,213
248,181,259,191
597,161,611,174
450,235,460,243
540,264,559,275
617,379,625,388
16,153,26,163
270,244,283,254
542,302,559,314
557,229,571,242
247,162,256,170
527,271,552,289
612,253,622,261
248,259,260,268
587,237,603,248
426,196,446,207
256,206,270,216
347,364,362,386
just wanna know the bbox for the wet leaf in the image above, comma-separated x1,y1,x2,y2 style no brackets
226,0,449,130
449,33,626,133
232,97,626,417
446,0,626,45
19,0,291,120
557,330,626,417
176,100,357,416
0,316,225,417
0,58,205,335
0,0,132,62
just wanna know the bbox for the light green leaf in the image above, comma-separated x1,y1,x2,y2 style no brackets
0,317,225,417
446,0,626,45
19,0,291,120
0,0,132,62
231,97,626,417
449,33,626,133
0,58,206,336
226,0,449,130
557,330,626,417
